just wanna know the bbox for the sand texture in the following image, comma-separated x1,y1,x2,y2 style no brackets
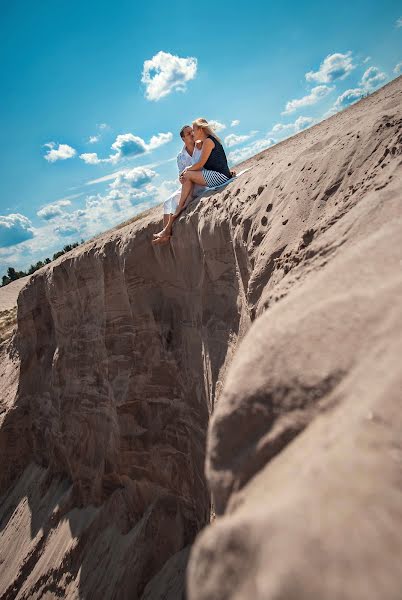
0,76,401,599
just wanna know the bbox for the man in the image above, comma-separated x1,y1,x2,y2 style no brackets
152,125,206,244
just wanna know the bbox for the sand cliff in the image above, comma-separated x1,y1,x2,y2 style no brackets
0,77,401,599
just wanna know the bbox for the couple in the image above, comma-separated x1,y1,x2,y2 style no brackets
152,117,234,245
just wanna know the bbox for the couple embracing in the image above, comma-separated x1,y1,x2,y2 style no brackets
152,118,234,245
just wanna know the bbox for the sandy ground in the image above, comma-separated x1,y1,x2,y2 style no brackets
0,276,31,312
0,76,401,600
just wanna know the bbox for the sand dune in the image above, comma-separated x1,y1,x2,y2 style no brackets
0,76,401,599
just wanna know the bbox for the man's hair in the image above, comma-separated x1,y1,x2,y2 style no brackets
179,124,191,139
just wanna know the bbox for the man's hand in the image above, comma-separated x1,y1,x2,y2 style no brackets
179,167,190,183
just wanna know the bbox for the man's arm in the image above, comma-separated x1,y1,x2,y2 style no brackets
177,153,186,176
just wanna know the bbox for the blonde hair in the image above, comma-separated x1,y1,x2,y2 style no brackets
192,118,222,144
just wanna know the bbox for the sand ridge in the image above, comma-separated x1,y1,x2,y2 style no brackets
0,76,401,599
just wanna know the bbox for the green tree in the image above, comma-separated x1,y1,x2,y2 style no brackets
7,267,18,281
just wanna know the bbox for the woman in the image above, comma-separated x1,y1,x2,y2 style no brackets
154,118,232,243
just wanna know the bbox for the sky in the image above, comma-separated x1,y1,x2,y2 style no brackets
0,0,401,277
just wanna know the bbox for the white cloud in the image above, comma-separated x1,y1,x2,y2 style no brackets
271,116,314,135
54,224,81,237
108,166,157,191
363,56,372,64
394,62,402,75
141,51,197,101
147,132,173,151
282,85,334,115
0,214,34,247
43,142,76,163
79,131,173,165
334,88,365,109
224,131,257,148
209,120,226,133
79,153,102,165
154,179,179,202
228,137,276,164
305,52,355,83
321,106,338,119
37,200,72,221
231,119,240,127
87,123,110,144
396,17,402,27
0,169,189,274
360,66,387,90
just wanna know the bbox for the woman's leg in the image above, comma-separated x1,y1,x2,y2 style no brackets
168,171,207,230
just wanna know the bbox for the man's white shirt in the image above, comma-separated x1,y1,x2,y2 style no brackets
177,144,202,173
163,144,205,214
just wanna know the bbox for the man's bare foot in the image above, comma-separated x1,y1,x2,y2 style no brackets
153,229,169,238
151,234,171,245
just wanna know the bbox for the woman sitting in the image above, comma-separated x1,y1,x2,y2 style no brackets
154,118,232,243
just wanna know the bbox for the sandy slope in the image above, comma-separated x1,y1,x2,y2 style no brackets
0,277,31,312
0,76,401,599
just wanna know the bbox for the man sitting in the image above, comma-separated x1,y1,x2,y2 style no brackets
152,124,206,243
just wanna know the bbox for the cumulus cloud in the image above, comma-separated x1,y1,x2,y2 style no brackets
79,131,173,165
305,52,355,83
224,132,257,148
37,200,72,220
228,137,276,164
360,66,387,90
334,88,366,109
109,166,157,190
0,213,34,247
271,116,314,135
0,170,187,274
88,135,100,144
396,17,402,27
79,153,103,165
43,142,76,163
231,119,240,127
209,120,226,133
54,224,81,237
394,62,402,75
45,167,161,241
282,85,334,115
141,51,197,101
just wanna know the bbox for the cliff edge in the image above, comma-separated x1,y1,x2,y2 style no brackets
1,77,401,599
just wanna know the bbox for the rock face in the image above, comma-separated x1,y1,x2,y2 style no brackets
1,77,402,599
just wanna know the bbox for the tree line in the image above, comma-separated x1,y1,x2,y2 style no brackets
1,240,84,287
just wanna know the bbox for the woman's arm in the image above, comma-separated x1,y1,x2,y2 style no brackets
187,138,214,171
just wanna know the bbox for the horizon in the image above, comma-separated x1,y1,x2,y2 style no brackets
1,0,401,277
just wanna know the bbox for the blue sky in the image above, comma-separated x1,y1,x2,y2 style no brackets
0,0,401,276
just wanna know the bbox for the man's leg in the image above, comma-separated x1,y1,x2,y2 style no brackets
152,172,207,243
153,213,171,238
